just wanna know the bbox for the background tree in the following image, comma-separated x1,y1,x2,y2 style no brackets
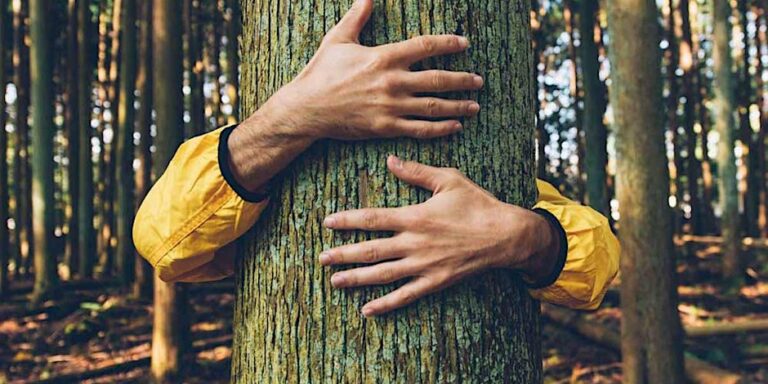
605,0,686,382
0,0,9,296
64,0,79,276
713,0,742,286
29,0,60,304
115,0,137,287
232,1,540,382
150,0,188,382
78,0,95,278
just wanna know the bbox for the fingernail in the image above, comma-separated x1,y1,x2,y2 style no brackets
458,36,470,48
324,216,337,227
468,102,480,114
473,75,484,88
454,122,463,131
362,306,374,317
319,252,332,264
331,274,346,287
393,156,404,169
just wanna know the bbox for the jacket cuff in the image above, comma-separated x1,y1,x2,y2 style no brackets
524,208,569,289
218,125,270,203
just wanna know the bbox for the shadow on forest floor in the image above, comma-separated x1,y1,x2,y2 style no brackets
1,245,767,383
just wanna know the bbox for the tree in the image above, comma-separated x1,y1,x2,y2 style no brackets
184,0,205,137
133,0,154,300
579,0,609,216
65,0,80,275
29,0,60,303
115,0,137,287
712,0,741,285
232,1,540,382
0,0,9,296
78,0,96,278
605,0,686,383
150,1,188,381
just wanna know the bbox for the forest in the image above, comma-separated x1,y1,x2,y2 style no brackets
0,0,767,383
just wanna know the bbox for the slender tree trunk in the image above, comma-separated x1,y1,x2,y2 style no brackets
185,0,205,137
233,1,540,382
224,0,240,124
756,5,768,235
667,0,685,235
579,0,609,216
150,1,188,381
679,0,703,235
207,1,223,128
741,0,760,239
712,0,742,285
116,0,137,287
78,0,96,279
29,0,60,304
564,0,585,200
65,0,80,276
0,0,9,296
133,0,154,301
13,0,33,278
606,0,686,382
532,1,548,180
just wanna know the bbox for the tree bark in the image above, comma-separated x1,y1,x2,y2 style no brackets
185,0,205,137
78,0,96,279
133,0,154,301
579,0,609,216
150,1,188,381
224,0,241,125
233,1,540,382
29,0,60,304
605,0,687,383
116,0,137,287
712,0,741,285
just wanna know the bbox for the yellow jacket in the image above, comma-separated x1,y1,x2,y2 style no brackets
134,126,620,310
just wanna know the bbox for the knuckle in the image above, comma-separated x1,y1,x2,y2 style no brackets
431,72,445,90
363,246,379,263
362,210,378,228
417,36,435,54
381,267,396,283
425,98,439,117
399,289,417,305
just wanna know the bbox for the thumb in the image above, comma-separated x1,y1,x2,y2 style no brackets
325,0,373,43
387,155,447,192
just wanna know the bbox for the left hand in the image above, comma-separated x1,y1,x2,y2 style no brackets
320,156,558,317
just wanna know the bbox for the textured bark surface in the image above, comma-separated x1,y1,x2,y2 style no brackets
233,1,540,382
29,0,60,303
0,0,8,295
65,0,80,275
605,1,686,383
712,0,741,284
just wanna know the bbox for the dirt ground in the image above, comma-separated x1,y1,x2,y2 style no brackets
1,247,766,383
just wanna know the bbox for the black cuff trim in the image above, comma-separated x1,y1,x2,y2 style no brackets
525,208,569,289
218,125,270,203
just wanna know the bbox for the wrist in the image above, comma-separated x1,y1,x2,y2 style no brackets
499,206,564,286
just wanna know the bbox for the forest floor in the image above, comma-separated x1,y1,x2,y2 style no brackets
1,245,767,383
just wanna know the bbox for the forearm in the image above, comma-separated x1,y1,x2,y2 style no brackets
226,93,316,193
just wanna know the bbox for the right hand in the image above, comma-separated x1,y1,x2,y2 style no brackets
266,0,484,141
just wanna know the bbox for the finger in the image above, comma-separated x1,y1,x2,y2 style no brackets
387,155,453,192
330,260,414,288
324,0,374,43
403,70,484,93
399,97,480,119
324,207,409,231
319,238,403,266
361,276,435,317
384,35,470,64
393,119,463,140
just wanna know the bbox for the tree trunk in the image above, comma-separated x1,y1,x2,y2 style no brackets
741,0,760,239
13,0,33,278
224,0,240,124
150,1,188,381
29,0,60,304
116,0,137,287
756,5,768,236
712,0,741,285
133,0,154,301
579,0,609,216
0,0,9,296
78,0,96,279
65,0,80,276
667,0,684,235
605,0,687,383
185,0,205,137
233,1,540,382
564,0,585,200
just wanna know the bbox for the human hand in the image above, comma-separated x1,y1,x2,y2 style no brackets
266,0,484,141
320,156,560,317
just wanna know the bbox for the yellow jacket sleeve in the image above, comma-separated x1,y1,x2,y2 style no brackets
133,126,267,282
529,180,620,310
